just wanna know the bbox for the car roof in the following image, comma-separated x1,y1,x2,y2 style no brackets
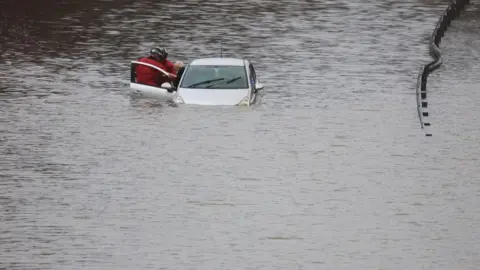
189,57,246,66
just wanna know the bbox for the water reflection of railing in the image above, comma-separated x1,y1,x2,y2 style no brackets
416,0,470,137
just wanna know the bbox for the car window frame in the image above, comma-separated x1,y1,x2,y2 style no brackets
248,63,257,88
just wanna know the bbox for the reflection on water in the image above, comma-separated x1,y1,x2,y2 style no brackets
1,0,479,269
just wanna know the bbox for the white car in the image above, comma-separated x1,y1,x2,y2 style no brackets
162,57,264,106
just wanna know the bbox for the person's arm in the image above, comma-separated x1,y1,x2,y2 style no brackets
157,61,176,81
167,73,177,80
166,60,177,78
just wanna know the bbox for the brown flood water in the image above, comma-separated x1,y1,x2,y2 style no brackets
1,0,479,269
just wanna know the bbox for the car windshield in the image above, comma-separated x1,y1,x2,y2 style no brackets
180,65,248,89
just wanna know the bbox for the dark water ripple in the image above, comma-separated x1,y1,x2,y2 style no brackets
0,0,479,269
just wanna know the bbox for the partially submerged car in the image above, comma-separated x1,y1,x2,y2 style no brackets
130,57,263,106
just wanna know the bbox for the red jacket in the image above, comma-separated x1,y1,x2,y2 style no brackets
135,57,177,86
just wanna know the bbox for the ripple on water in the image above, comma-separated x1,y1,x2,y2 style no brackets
0,0,479,269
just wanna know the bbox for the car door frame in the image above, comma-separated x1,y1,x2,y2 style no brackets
251,62,259,102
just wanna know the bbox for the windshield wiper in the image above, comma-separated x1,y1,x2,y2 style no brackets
204,76,242,88
225,76,241,84
187,78,225,88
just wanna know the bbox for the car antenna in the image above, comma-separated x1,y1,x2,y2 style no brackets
220,38,223,58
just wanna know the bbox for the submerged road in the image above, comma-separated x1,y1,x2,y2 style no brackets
1,0,479,269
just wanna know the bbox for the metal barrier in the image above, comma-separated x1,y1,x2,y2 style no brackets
415,0,470,137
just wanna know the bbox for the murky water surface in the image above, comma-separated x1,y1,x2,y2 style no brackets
1,0,479,269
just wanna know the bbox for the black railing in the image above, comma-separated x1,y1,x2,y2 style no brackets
416,0,471,137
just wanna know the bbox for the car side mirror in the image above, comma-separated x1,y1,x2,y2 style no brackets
161,82,172,90
255,83,264,91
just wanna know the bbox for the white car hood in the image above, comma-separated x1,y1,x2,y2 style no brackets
177,88,249,105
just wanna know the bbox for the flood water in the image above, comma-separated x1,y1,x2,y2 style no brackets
1,0,479,269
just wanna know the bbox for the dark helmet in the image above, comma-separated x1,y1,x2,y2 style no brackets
150,47,168,60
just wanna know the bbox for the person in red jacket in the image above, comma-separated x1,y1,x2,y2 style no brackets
135,47,177,87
